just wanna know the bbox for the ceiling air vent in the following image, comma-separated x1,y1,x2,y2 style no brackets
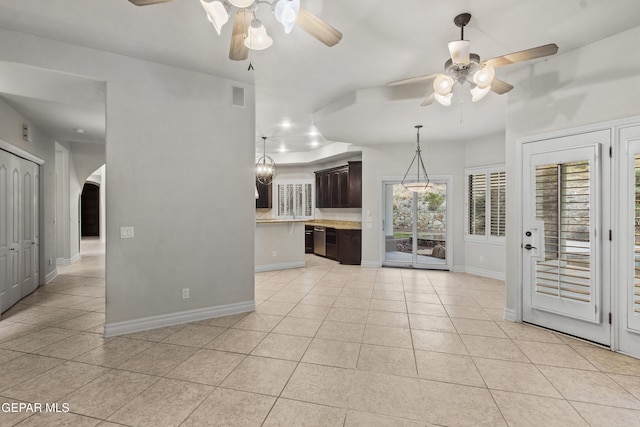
231,86,245,108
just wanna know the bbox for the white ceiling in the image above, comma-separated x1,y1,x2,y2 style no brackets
0,0,638,155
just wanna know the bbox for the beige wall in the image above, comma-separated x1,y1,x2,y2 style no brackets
0,28,256,328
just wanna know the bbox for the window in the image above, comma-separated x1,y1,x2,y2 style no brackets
276,181,314,219
466,166,506,243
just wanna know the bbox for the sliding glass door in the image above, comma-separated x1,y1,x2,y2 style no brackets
382,178,451,270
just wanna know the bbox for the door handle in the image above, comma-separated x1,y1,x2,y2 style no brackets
523,244,537,250
9,248,16,251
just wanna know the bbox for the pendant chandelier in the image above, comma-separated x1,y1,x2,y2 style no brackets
401,125,430,192
255,136,276,184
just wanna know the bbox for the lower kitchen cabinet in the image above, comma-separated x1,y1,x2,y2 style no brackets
304,225,314,253
326,228,338,260
337,229,362,265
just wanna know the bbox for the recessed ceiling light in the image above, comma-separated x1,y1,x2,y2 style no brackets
74,127,85,134
279,145,287,153
309,128,319,136
310,140,319,147
280,120,291,128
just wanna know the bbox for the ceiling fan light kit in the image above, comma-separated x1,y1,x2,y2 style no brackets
245,19,273,50
386,12,558,107
128,0,342,61
273,0,300,34
228,0,254,7
200,0,230,35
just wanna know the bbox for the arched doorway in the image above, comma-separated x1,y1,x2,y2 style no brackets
81,182,100,237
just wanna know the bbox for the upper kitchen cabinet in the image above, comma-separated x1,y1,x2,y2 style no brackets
315,161,362,208
255,179,272,209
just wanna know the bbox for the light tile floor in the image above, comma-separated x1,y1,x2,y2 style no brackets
1,240,640,425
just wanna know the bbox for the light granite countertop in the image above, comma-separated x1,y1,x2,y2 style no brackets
255,219,361,230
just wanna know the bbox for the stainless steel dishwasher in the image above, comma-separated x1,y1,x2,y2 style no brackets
313,227,326,256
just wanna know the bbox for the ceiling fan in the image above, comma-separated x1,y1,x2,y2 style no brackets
387,13,558,106
127,0,342,61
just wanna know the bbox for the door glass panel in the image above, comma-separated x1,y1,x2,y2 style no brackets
535,161,592,303
384,182,448,268
416,183,447,266
384,184,414,264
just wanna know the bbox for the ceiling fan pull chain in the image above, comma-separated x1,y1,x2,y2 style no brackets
459,94,464,124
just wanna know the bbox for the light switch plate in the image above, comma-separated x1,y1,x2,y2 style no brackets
120,227,134,239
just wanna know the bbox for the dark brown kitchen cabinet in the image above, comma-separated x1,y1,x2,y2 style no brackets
304,225,314,253
337,229,362,265
315,161,361,208
255,179,272,209
326,228,338,260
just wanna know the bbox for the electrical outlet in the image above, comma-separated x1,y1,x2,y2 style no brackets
272,250,277,257
479,255,484,262
120,227,134,239
49,258,52,266
182,288,189,299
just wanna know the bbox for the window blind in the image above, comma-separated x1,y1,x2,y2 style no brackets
490,171,506,237
468,173,486,235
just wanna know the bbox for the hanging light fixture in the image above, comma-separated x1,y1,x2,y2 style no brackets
245,18,273,50
256,137,277,184
401,125,430,192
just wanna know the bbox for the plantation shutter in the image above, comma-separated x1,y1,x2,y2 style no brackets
634,155,640,317
490,171,506,237
468,173,486,235
534,161,592,304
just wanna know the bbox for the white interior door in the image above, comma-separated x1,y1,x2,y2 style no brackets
617,125,640,357
0,149,39,313
20,160,37,296
382,179,451,270
522,131,611,345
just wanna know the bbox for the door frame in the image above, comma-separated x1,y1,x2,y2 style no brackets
379,175,453,271
513,116,640,354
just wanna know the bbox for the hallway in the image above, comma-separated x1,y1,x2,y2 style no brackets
1,243,640,425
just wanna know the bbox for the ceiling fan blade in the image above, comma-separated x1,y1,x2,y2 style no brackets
229,8,252,61
386,74,437,87
484,43,558,68
127,0,174,5
420,93,435,106
490,78,514,95
296,7,343,47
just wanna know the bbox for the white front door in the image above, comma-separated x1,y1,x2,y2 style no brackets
616,124,640,357
522,131,611,345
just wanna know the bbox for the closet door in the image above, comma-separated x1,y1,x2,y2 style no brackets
0,150,39,313
0,150,19,312
20,159,37,296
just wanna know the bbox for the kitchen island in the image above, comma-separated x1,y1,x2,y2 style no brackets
255,219,306,272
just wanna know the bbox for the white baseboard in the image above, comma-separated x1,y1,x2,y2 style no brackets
104,300,255,337
452,265,466,273
361,261,380,268
56,253,81,266
255,261,305,273
503,308,517,322
462,266,506,281
44,270,58,284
